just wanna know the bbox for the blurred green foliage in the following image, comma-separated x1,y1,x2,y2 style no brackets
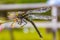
0,0,47,4
0,28,59,40
0,28,54,40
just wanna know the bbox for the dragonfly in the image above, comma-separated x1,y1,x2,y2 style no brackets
0,4,50,40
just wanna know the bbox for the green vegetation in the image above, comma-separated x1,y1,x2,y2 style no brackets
0,28,59,40
0,0,47,4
